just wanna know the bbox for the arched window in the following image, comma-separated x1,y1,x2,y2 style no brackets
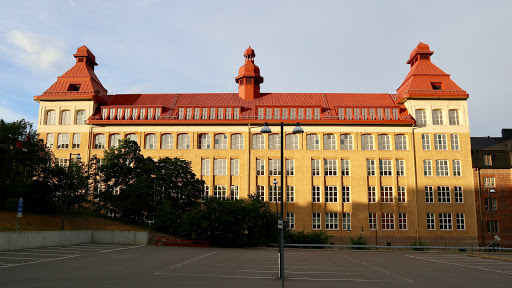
76,110,86,125
46,110,56,125
269,134,281,150
214,134,228,149
395,135,407,150
323,134,336,150
285,134,299,150
340,134,353,150
177,134,190,149
415,109,427,126
125,133,138,143
94,134,106,149
161,134,173,149
198,134,211,149
432,109,444,125
61,110,71,125
109,134,121,149
306,134,320,150
361,134,374,150
252,134,265,150
448,109,460,125
145,134,157,149
231,134,244,150
378,134,391,150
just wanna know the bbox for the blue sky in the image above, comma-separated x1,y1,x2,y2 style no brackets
0,0,510,136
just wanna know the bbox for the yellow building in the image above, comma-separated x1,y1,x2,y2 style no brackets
34,43,477,246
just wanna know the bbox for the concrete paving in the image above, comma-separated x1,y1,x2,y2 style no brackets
1,245,512,288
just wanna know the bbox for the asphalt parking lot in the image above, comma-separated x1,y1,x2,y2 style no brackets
1,245,512,288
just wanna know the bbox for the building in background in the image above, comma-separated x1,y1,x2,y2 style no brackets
472,129,512,247
34,43,478,246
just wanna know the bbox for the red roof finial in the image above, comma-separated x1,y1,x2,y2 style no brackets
244,46,255,60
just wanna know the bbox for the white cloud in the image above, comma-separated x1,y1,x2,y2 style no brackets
0,106,35,124
1,30,68,72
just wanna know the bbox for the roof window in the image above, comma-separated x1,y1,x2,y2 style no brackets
431,82,442,90
67,84,81,91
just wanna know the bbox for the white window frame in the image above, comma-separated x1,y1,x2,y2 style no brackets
340,134,353,150
231,159,239,176
312,186,321,203
214,159,227,176
368,186,376,203
269,159,281,176
324,159,338,176
422,134,431,150
325,213,338,230
252,134,265,150
381,186,394,203
214,134,228,150
177,134,190,149
323,134,336,150
231,134,244,150
424,160,433,176
161,134,174,149
361,134,374,150
425,186,434,203
378,134,391,150
439,213,453,230
286,134,299,150
381,213,395,230
436,160,450,176
434,134,447,150
379,159,393,176
325,186,338,203
395,134,407,150
312,159,320,176
306,134,320,150
201,159,210,176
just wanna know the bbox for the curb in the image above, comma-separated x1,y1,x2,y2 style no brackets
467,254,512,262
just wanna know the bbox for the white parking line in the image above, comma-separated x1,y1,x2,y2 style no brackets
24,249,81,254
405,255,512,275
339,254,414,283
100,245,145,253
154,251,217,274
0,252,74,257
0,256,44,260
0,255,80,269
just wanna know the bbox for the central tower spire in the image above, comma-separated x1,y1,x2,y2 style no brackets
235,46,264,100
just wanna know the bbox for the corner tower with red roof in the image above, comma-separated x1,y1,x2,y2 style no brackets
34,43,478,247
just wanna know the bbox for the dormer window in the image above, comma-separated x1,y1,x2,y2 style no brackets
68,84,81,91
431,82,442,90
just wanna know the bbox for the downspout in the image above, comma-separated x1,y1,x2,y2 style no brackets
411,124,419,244
247,123,252,197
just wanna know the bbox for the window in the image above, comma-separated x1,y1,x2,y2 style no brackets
155,108,161,120
46,133,54,148
231,134,244,150
214,159,227,175
422,134,431,150
314,108,320,120
201,159,210,175
377,108,383,120
193,108,200,120
415,109,427,126
230,186,239,200
313,213,321,230
58,158,68,168
431,82,442,90
210,108,216,119
266,108,272,120
325,186,338,203
185,108,192,120
483,177,495,188
286,212,295,229
338,108,345,120
324,159,338,176
381,213,395,230
257,185,265,201
341,159,350,176
361,134,374,150
340,134,353,150
226,108,233,120
76,110,86,125
214,134,228,150
231,159,239,176
145,134,157,149
381,186,393,203
198,134,211,149
451,134,460,150
124,108,131,120
483,155,493,166
398,186,406,203
432,109,444,125
252,134,265,150
286,186,295,202
424,160,432,176
269,134,281,150
312,186,321,203
200,185,209,201
57,133,69,149
298,108,305,120
439,213,453,230
341,186,350,203
70,133,80,149
425,186,434,203
202,108,208,120
437,186,451,203
378,134,391,150
274,108,280,120
487,221,499,233
427,213,436,230
306,134,320,150
109,134,121,149
218,107,224,120
454,186,463,203
436,160,450,176
354,108,361,120
379,159,392,176
161,134,173,149
46,110,56,125
453,160,461,176
282,108,288,120
256,159,265,176
367,159,376,176
342,213,351,230
304,108,311,120
369,213,377,230
285,134,299,150
456,213,465,230
269,159,281,176
177,134,190,149
396,160,405,176
368,186,376,203
399,213,407,230
285,159,295,176
132,108,138,120
269,184,282,202
323,134,336,150
125,133,137,143
485,198,497,210
326,213,338,230
60,110,71,125
434,134,447,150
140,108,146,120
395,135,407,150
448,110,460,125
94,134,105,149
312,159,320,176
213,185,227,200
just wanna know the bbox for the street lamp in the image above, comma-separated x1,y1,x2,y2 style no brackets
260,122,304,286
62,153,81,230
489,188,496,252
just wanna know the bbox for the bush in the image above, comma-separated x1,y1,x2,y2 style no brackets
284,230,330,245
411,239,429,251
350,234,369,249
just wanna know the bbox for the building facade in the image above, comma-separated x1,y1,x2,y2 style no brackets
472,129,512,247
34,43,478,246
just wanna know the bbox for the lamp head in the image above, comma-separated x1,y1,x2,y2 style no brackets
292,123,304,134
273,179,278,185
260,123,272,133
490,189,496,193
75,154,82,161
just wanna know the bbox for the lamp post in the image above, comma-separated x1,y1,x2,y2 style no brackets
62,153,81,230
260,122,304,286
273,179,279,216
489,188,496,252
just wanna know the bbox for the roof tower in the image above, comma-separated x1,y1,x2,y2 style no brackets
235,46,264,100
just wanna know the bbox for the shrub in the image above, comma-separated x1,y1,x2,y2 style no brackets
350,234,369,249
411,239,429,251
284,230,330,246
